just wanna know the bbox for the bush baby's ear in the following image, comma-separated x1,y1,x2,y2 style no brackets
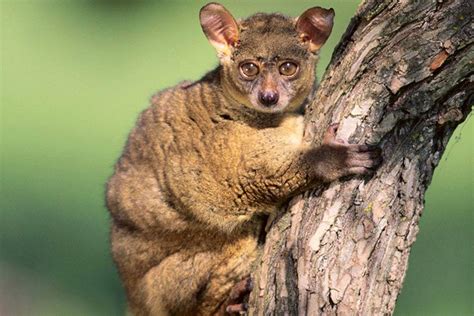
200,3,239,59
296,7,334,52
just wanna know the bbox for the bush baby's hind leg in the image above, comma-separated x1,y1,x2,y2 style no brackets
136,252,214,316
198,237,258,315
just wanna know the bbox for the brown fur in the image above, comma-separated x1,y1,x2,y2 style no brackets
106,3,380,315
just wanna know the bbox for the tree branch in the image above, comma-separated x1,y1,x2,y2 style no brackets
249,0,473,314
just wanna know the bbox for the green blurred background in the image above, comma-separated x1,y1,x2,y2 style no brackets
0,1,472,315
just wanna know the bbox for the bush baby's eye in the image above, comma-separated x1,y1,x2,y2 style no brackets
279,62,298,77
240,62,259,78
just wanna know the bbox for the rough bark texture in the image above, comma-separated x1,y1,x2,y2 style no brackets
249,0,473,315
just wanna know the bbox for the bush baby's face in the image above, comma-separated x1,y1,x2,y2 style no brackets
200,3,334,113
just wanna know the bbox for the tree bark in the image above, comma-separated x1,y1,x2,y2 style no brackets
249,0,473,315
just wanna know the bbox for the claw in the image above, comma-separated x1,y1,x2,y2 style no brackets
357,144,370,152
228,276,252,301
226,303,248,314
245,277,253,292
328,123,339,133
323,123,340,143
224,276,253,315
346,143,383,175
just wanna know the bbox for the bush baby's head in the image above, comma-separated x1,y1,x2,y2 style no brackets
200,2,334,113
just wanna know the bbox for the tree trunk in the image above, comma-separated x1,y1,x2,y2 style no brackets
249,0,473,315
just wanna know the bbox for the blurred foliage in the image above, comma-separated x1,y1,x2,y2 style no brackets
0,1,472,315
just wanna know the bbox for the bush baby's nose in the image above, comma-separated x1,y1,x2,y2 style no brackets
258,91,279,106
